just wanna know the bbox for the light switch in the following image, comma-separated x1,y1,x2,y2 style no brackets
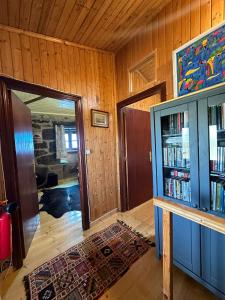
85,149,91,155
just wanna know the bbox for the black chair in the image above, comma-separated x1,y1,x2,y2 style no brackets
36,165,49,189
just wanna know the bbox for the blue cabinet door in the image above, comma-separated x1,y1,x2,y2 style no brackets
157,207,201,276
201,228,225,294
198,95,225,296
153,100,201,276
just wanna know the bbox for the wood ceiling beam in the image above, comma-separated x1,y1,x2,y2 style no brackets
0,24,113,55
24,95,45,105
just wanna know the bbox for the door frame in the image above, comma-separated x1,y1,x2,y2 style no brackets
117,82,167,212
0,76,90,268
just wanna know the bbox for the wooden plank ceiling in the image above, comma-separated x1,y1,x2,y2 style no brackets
0,0,170,52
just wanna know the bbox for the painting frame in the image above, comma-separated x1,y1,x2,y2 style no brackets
91,109,109,128
173,20,225,97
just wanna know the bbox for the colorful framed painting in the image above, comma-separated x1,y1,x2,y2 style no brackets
173,21,225,97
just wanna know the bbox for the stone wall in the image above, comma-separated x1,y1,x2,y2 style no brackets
32,114,78,180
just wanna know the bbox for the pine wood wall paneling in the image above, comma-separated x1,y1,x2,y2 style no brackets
201,0,212,32
158,8,166,83
61,45,71,93
54,43,65,92
39,39,50,87
181,0,191,44
10,32,24,81
0,27,118,222
165,1,174,99
115,0,225,101
173,0,182,49
190,0,201,39
29,37,41,85
212,0,224,26
127,95,160,112
46,41,58,90
0,30,14,77
21,35,34,82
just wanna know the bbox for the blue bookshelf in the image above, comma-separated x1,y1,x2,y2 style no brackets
151,85,225,299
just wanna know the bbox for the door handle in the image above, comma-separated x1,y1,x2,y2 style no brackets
149,151,152,163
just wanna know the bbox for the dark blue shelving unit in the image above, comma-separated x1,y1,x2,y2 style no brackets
151,85,225,299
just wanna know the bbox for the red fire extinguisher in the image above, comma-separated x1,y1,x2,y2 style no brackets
0,208,11,260
0,143,11,262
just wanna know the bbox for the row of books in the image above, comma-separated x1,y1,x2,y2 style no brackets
162,112,189,135
210,147,225,172
209,104,225,129
164,177,191,202
170,170,190,180
211,180,225,213
163,147,190,168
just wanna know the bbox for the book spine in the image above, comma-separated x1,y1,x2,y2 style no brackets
209,107,212,126
223,189,225,213
216,182,222,211
213,181,217,211
223,103,225,129
211,106,217,125
178,113,180,133
217,105,221,130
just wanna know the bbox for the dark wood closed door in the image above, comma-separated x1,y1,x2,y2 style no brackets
11,91,39,257
124,107,153,209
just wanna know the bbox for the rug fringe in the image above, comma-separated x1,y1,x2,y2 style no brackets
117,220,155,247
23,275,31,300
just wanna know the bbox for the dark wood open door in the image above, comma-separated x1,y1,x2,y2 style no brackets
0,82,39,267
123,107,153,209
10,91,39,257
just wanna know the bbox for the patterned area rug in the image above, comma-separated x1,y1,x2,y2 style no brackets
24,221,155,300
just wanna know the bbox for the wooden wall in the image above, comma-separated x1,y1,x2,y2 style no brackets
115,0,225,101
0,26,118,221
127,95,160,112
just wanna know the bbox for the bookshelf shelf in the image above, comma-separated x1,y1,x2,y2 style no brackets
162,133,183,138
210,171,225,176
163,166,190,171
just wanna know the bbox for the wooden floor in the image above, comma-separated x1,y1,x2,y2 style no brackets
1,200,218,300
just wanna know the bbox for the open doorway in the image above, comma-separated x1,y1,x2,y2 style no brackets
13,90,81,220
0,77,89,269
117,82,166,211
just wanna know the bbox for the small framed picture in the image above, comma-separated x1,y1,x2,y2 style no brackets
91,109,109,128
